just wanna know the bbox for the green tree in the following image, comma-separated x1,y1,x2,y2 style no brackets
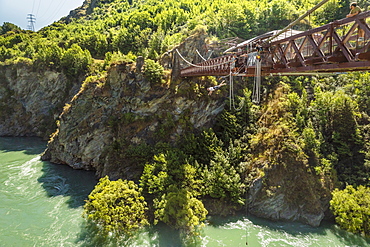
310,87,366,185
61,44,92,77
201,147,246,205
0,46,12,61
257,0,296,34
154,186,208,234
1,22,21,34
140,151,207,234
142,59,164,84
83,176,148,236
33,41,63,69
330,185,370,236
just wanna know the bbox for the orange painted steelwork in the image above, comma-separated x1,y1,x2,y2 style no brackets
180,11,370,77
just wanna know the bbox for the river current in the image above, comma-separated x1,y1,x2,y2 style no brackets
1,137,369,247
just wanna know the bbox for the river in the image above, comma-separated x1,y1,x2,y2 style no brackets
1,137,369,247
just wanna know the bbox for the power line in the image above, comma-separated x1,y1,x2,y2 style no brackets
36,0,43,17
37,0,56,20
40,0,67,25
31,0,36,14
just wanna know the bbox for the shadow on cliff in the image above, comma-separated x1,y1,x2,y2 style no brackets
0,137,46,155
37,161,97,208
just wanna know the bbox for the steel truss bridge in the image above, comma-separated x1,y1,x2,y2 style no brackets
180,11,370,77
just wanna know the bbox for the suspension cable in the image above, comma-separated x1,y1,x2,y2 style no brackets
196,49,207,61
206,50,214,60
175,49,234,68
264,0,330,44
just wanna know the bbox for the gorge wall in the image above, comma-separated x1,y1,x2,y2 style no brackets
41,60,225,179
0,32,331,227
0,63,81,138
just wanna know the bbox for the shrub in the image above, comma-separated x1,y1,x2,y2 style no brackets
330,185,370,236
61,44,92,78
1,22,21,34
142,59,164,85
83,176,148,236
33,42,63,69
154,186,208,234
200,146,246,205
140,151,207,234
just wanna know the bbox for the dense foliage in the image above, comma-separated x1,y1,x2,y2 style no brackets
142,59,165,84
330,185,370,236
83,176,148,236
140,151,208,234
0,0,351,68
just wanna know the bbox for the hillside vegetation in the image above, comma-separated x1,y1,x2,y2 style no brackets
0,0,353,66
1,0,370,241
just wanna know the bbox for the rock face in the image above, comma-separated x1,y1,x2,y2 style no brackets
164,30,211,79
0,63,80,138
246,85,332,227
62,0,92,23
41,60,225,179
248,161,331,227
41,30,219,179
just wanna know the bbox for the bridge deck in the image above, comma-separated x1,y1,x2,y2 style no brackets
180,11,370,77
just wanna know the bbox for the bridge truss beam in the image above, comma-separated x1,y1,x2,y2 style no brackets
180,11,370,77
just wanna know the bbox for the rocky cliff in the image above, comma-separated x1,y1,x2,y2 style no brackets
41,62,224,179
246,85,332,226
248,160,331,226
0,63,81,138
41,31,224,180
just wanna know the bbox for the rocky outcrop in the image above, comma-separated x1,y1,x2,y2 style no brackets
41,30,219,179
247,160,331,227
62,0,93,23
41,59,225,179
0,63,81,138
246,85,332,227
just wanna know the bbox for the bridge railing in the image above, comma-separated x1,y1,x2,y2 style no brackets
266,10,370,71
180,11,370,77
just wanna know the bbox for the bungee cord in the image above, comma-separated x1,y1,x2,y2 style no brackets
229,64,245,111
252,58,262,104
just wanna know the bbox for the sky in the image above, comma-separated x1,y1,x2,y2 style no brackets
0,0,85,31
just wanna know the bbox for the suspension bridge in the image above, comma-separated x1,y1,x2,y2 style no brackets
179,10,370,77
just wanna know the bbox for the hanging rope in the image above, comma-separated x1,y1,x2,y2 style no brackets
175,49,234,68
252,58,262,104
177,48,245,110
229,63,245,111
206,50,214,60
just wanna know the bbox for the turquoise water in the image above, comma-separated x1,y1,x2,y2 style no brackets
1,137,370,247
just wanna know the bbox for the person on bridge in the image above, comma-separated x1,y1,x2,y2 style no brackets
207,81,227,95
346,2,365,40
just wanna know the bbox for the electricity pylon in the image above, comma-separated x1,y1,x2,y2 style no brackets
27,14,36,31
